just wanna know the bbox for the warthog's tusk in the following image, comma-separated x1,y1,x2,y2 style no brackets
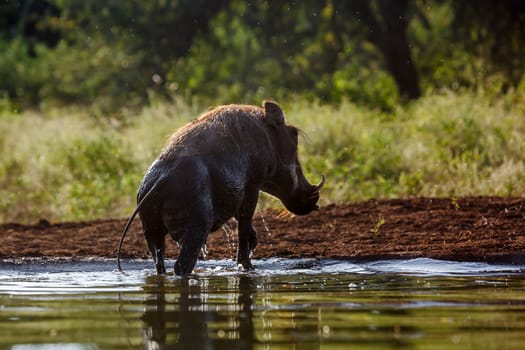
313,174,325,192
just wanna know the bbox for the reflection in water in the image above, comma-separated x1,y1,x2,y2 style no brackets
142,275,256,349
2,259,525,349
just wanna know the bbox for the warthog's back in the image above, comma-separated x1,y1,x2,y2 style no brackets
160,105,271,160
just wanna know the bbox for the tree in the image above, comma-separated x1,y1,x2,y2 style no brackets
236,0,422,101
0,0,60,55
451,0,525,90
353,0,421,100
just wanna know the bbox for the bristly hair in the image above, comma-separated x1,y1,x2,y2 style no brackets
160,104,269,160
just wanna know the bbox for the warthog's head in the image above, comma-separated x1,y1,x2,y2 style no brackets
261,101,324,215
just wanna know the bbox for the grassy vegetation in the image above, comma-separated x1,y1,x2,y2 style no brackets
1,90,524,224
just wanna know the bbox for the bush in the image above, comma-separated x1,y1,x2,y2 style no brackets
1,90,524,223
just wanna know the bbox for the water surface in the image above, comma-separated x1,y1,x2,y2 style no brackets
1,258,524,349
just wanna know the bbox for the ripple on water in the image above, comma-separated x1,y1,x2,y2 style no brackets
0,258,523,295
1,258,525,349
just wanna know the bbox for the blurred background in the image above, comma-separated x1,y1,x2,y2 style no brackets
1,0,524,223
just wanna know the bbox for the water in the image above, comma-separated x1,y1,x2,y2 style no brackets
1,258,524,349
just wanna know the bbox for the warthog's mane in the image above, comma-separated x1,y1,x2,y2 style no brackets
160,104,273,160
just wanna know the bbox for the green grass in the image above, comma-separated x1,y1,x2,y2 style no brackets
294,90,525,203
1,91,524,223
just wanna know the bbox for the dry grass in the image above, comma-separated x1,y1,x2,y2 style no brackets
1,90,524,223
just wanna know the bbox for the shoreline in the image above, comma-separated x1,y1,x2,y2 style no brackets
1,197,524,265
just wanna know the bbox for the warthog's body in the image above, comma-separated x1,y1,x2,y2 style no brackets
117,101,323,275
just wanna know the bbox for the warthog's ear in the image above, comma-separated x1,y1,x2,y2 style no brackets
263,100,285,126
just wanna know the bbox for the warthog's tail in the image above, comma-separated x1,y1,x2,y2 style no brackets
116,175,165,272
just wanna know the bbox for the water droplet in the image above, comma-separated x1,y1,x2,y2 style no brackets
152,74,163,85
348,282,358,289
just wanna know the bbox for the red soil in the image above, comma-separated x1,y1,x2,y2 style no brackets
1,197,524,264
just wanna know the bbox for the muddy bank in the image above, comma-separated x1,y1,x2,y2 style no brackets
1,197,524,264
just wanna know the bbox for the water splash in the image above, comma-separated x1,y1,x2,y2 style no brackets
221,219,237,255
257,207,273,248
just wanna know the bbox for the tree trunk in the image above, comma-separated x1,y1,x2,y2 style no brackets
356,0,422,101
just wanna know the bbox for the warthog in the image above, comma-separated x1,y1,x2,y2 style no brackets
117,101,324,275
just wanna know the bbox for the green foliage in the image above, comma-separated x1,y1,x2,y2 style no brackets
0,111,138,222
1,90,524,223
370,214,386,234
38,39,145,111
168,9,276,104
1,0,525,223
51,136,139,219
287,89,525,206
3,0,522,111
0,38,44,106
0,102,196,223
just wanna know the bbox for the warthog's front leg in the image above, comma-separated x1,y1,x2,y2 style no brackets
236,188,259,270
